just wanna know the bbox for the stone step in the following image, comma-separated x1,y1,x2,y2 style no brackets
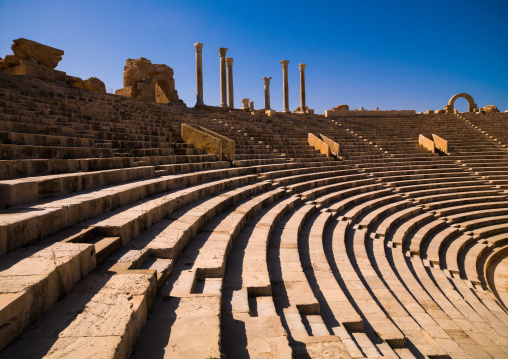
0,167,258,254
1,267,157,358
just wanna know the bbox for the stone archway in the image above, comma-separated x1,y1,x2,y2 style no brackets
150,73,175,104
445,93,477,113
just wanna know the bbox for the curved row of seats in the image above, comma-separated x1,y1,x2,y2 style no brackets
1,70,508,358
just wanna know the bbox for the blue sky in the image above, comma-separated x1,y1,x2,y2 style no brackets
1,0,507,113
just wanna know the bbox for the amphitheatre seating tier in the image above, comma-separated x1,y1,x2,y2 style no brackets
1,71,508,358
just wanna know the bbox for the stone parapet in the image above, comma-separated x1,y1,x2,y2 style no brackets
181,124,235,161
418,134,435,153
198,126,235,161
325,109,416,117
308,133,331,157
432,134,449,153
181,124,222,160
319,134,340,157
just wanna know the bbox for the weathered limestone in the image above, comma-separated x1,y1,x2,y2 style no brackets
226,57,234,109
115,58,184,105
241,98,250,111
299,63,306,114
481,105,500,114
320,134,340,157
3,39,508,359
263,77,272,110
194,42,204,106
181,124,222,159
198,126,235,161
432,134,449,153
3,60,66,82
249,101,254,110
67,76,106,93
1,39,107,92
445,93,477,113
218,48,229,107
293,106,308,114
308,133,331,157
419,134,435,153
331,104,349,112
325,109,416,117
11,38,64,69
280,60,290,113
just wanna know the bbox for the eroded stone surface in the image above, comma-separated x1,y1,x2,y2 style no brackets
122,57,174,88
116,57,183,104
72,77,107,93
482,105,500,114
11,38,64,69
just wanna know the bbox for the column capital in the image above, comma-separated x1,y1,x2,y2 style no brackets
263,76,272,82
218,47,229,57
299,63,307,71
280,60,290,68
194,42,203,52
225,57,233,66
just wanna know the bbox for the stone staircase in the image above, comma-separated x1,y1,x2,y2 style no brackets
1,70,508,358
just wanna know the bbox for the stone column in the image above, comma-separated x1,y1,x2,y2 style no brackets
226,57,234,109
241,98,250,110
263,77,272,110
299,63,306,114
194,42,204,106
280,60,290,113
218,47,229,107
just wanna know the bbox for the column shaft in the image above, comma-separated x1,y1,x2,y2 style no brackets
194,43,204,106
263,77,272,110
299,63,306,113
280,60,290,113
218,48,229,107
226,57,234,109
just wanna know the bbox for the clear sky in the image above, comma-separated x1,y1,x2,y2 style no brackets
1,0,507,113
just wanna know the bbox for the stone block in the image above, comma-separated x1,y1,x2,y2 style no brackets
4,61,64,82
432,134,448,153
418,134,435,153
320,134,340,157
11,38,64,68
181,124,222,160
265,110,276,116
198,126,235,161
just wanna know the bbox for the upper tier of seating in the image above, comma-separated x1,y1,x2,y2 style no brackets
1,70,508,359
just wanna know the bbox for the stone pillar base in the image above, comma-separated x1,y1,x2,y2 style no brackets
265,110,276,116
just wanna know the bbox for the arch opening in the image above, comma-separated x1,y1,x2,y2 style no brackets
453,97,469,113
155,80,171,104
445,93,477,113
